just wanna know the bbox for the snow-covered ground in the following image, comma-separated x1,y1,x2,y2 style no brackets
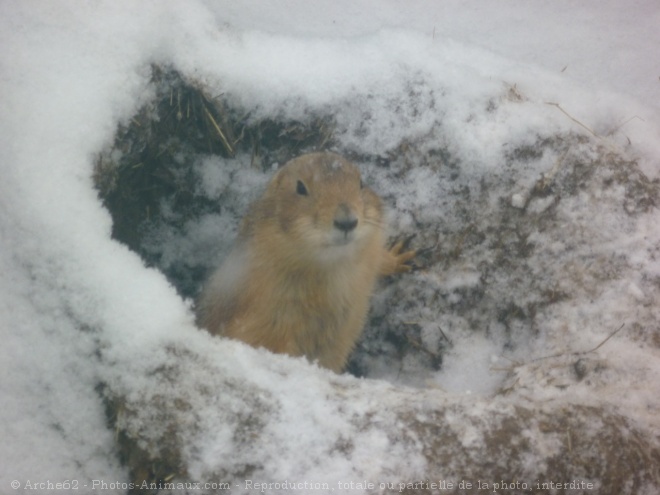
2,1,659,494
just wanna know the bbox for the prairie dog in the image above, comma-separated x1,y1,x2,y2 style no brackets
196,152,414,372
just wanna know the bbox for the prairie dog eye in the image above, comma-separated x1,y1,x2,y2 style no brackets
296,180,308,196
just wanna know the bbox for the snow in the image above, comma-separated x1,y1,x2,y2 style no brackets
1,1,660,493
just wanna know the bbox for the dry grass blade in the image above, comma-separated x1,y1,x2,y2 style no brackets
532,323,625,362
203,105,234,156
545,102,598,138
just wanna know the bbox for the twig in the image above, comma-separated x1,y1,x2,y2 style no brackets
437,326,452,346
583,323,625,354
531,323,625,363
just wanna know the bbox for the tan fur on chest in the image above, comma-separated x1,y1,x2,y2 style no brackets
196,152,414,372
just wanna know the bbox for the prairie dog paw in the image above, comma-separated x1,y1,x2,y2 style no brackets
381,241,416,275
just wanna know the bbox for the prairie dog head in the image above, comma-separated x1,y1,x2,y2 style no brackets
252,152,383,260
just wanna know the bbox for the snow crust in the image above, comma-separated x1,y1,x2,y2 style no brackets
1,1,659,493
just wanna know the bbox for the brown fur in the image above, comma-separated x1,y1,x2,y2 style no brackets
196,152,414,372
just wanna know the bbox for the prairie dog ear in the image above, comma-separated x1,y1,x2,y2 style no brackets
270,166,288,189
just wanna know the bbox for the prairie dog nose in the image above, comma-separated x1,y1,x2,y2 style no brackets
333,204,358,233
